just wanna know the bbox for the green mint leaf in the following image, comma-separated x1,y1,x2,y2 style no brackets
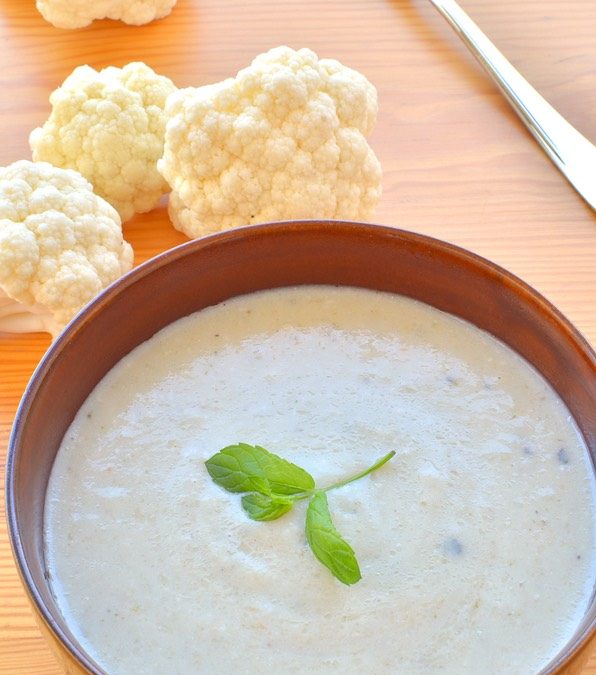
250,444,315,495
305,492,362,585
242,493,294,521
205,443,314,496
205,444,271,495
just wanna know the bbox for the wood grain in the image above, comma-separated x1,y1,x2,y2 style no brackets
0,0,594,672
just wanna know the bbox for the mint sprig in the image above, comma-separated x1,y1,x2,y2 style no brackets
205,443,395,585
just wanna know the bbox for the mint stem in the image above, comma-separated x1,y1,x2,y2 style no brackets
291,450,396,502
322,450,396,492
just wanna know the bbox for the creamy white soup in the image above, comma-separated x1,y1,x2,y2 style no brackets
44,286,595,675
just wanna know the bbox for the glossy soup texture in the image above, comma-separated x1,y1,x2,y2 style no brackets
44,286,595,674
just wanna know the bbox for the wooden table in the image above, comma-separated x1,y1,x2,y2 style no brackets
0,0,594,672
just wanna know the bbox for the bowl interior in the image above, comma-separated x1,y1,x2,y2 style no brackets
6,220,596,674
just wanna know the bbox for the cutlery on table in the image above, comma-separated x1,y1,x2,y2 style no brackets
428,0,596,211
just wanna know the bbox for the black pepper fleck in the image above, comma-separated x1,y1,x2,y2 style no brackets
557,448,570,465
445,538,463,556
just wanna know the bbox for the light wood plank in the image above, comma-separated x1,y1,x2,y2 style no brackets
0,0,594,672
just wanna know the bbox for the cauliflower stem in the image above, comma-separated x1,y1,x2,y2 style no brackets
0,288,58,335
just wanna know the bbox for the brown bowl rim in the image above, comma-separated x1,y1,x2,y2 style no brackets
5,219,596,674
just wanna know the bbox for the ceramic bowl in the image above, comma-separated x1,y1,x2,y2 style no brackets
6,221,595,674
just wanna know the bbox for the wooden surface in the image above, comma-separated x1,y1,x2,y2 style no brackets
0,0,594,673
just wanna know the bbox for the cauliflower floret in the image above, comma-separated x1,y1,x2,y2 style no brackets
157,46,382,238
30,62,176,222
36,0,178,29
0,161,133,337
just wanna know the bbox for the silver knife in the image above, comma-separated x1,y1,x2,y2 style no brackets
429,0,596,211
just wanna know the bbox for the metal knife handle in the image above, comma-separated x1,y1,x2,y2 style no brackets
429,0,596,210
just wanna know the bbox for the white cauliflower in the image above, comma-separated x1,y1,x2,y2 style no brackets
0,161,133,337
36,0,178,29
157,46,382,238
30,62,176,222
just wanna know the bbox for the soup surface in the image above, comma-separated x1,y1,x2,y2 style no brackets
45,286,595,674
